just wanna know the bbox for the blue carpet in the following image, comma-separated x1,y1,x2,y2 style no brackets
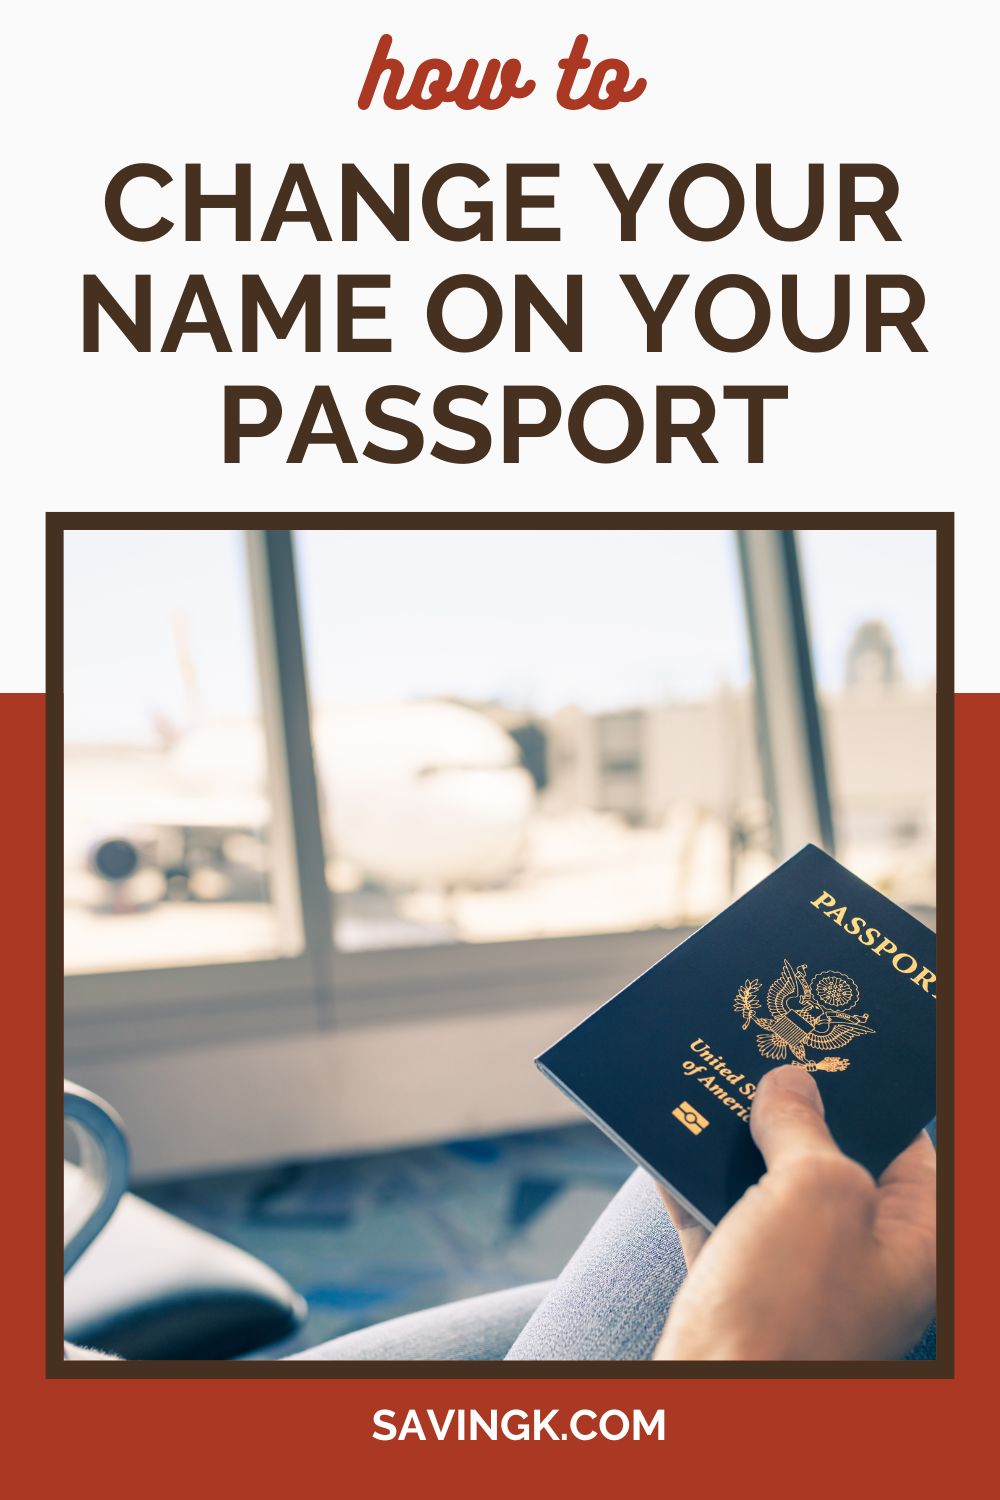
139,1123,632,1357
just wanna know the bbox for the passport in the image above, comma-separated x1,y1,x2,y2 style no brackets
535,845,937,1229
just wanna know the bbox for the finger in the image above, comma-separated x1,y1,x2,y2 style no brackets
877,1128,936,1191
874,1131,936,1316
750,1065,842,1171
654,1180,710,1267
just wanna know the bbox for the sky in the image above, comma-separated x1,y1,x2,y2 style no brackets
63,527,937,744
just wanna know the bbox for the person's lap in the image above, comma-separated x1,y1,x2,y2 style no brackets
297,1166,936,1362
287,1280,550,1361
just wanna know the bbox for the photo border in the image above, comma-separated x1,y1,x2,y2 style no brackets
46,509,954,1379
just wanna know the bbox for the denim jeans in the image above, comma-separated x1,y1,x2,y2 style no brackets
291,1167,937,1361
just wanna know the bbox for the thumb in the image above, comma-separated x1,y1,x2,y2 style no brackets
750,1065,842,1171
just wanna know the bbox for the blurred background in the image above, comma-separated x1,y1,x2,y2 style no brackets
62,526,937,1357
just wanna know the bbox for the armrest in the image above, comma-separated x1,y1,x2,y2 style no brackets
64,1081,130,1274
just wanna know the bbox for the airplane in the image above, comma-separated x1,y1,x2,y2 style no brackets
64,699,538,915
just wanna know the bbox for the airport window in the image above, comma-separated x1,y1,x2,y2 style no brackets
63,529,301,974
294,529,777,952
798,530,936,913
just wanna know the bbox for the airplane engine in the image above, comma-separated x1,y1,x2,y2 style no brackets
83,830,167,911
89,835,142,884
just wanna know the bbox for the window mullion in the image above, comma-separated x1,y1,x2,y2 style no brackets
737,528,834,858
245,529,334,1012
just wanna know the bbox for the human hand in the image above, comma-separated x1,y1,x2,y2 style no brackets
654,1065,936,1360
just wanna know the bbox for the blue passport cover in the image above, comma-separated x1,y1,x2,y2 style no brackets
535,845,937,1229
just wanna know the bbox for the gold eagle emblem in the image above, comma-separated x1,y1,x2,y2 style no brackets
733,960,874,1073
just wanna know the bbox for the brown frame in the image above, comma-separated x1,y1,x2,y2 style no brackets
46,510,954,1379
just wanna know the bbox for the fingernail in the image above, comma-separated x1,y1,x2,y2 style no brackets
758,1065,824,1114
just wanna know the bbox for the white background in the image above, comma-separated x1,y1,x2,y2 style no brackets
5,1,995,690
